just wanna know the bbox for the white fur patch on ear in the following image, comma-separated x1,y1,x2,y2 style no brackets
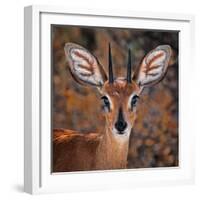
135,45,171,87
64,43,107,87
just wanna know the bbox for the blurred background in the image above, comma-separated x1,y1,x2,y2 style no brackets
52,25,178,168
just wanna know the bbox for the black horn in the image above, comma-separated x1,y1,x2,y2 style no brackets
127,48,132,83
108,43,114,83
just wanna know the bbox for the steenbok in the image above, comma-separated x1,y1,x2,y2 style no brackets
53,43,171,172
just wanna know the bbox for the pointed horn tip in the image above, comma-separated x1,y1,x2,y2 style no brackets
128,48,131,57
108,43,112,53
108,43,111,54
127,48,132,83
108,43,114,84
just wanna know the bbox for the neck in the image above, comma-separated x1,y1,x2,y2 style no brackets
95,127,130,170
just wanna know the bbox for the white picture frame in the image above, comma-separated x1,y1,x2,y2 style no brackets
24,5,195,194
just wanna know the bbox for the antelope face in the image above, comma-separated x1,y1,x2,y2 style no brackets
64,42,171,138
101,79,140,136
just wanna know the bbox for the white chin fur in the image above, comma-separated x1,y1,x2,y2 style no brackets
112,127,131,139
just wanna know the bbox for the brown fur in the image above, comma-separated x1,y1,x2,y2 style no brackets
54,44,171,172
53,126,129,172
101,79,140,132
53,79,139,172
53,129,102,172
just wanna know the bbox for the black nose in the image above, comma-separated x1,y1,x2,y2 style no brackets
115,107,127,133
115,120,127,132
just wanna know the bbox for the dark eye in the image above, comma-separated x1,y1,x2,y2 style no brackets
101,96,110,111
131,95,139,108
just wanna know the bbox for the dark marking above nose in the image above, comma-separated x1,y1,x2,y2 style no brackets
118,107,124,123
115,107,127,133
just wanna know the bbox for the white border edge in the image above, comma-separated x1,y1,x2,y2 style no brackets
24,6,33,194
31,4,194,21
24,5,41,194
24,5,195,194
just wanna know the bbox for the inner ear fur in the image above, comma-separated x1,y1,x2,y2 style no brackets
64,43,107,87
133,45,172,87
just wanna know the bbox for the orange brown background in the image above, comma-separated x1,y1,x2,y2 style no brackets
52,25,178,168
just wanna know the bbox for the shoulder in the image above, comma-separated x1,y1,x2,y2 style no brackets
53,128,102,144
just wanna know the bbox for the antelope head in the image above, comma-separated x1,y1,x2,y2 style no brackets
64,43,171,140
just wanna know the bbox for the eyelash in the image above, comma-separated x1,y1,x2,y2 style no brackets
131,95,139,109
101,95,139,111
101,96,110,111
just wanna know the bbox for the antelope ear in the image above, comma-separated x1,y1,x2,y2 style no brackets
64,43,107,87
134,45,171,88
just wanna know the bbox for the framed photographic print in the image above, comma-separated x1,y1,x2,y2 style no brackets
24,5,195,194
